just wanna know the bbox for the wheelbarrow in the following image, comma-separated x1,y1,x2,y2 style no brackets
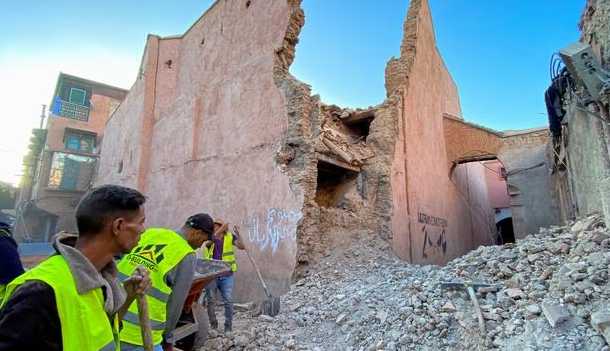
172,259,231,351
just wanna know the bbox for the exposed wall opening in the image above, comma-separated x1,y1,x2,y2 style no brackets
341,109,375,139
315,159,359,208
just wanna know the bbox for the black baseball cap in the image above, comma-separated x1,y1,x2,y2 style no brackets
185,213,214,235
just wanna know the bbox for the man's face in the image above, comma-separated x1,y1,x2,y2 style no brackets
114,207,146,253
186,228,208,249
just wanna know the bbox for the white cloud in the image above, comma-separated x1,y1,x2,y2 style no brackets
0,46,140,186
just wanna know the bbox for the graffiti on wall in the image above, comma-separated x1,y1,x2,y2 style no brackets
418,212,448,258
243,208,302,255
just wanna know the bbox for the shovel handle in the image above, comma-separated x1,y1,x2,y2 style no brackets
136,294,154,351
245,250,272,299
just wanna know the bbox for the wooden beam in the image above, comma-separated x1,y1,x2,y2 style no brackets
321,137,363,166
341,109,375,125
316,153,361,172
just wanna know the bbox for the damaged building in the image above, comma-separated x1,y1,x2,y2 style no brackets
547,0,610,229
16,73,127,243
96,0,559,301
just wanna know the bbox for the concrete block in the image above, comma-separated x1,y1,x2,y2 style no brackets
591,309,610,344
601,177,610,229
541,302,570,328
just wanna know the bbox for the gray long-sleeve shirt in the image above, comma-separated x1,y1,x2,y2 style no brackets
163,252,196,343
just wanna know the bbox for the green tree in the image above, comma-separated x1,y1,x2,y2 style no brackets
0,181,15,209
20,128,47,188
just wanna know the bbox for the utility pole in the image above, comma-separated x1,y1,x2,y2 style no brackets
39,104,46,129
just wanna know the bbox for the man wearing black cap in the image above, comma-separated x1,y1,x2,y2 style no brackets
118,213,214,351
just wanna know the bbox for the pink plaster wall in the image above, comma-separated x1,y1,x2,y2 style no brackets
464,162,495,247
97,0,303,301
389,0,494,264
97,72,147,188
483,160,510,209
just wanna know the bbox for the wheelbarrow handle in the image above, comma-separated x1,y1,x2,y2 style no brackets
137,294,154,351
245,250,273,299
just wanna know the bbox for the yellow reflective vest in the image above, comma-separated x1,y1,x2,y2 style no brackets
117,228,194,346
202,232,237,272
1,255,119,351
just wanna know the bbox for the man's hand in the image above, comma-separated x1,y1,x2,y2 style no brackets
203,240,213,248
123,265,151,299
214,223,228,240
232,225,246,250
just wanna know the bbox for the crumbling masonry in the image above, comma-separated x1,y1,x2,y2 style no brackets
97,0,557,301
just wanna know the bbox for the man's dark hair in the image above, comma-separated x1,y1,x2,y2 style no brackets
185,213,214,235
76,185,146,236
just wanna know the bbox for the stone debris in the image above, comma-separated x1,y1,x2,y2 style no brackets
201,213,610,350
541,302,571,328
591,308,610,344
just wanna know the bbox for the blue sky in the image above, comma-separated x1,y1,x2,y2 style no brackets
0,0,584,184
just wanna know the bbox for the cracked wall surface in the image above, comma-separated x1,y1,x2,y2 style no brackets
98,0,306,301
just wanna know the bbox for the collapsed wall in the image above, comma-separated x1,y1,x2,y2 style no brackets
98,0,399,299
97,0,549,302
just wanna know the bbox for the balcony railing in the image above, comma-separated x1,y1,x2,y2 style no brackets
57,100,90,121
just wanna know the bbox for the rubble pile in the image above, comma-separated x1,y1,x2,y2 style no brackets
204,214,610,350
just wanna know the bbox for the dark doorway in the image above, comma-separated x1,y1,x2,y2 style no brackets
496,217,515,244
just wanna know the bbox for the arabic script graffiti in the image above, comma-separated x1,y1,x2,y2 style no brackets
244,208,302,254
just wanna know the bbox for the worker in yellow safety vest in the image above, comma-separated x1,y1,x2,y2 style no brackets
202,220,245,334
118,213,214,351
0,185,151,351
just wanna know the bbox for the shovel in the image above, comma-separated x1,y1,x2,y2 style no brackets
245,249,280,316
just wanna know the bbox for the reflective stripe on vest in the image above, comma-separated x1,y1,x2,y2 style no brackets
117,228,194,346
1,255,118,351
202,232,237,272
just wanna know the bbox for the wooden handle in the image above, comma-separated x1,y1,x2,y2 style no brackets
245,250,272,298
136,294,154,351
466,286,486,335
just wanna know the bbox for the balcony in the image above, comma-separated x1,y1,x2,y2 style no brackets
47,152,97,191
53,98,90,121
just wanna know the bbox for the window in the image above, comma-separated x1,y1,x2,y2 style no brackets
48,152,96,191
69,88,87,105
64,131,95,153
